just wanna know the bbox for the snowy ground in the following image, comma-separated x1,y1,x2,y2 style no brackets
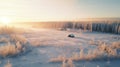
0,28,120,67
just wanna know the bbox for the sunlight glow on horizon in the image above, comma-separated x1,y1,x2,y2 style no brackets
0,17,11,25
0,0,120,22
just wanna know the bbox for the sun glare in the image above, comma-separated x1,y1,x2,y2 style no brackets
0,17,11,25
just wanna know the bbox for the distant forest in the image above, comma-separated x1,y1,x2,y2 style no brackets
18,21,120,34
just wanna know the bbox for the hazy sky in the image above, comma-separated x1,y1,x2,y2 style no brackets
0,0,120,22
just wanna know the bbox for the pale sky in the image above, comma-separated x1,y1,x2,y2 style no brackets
0,0,120,22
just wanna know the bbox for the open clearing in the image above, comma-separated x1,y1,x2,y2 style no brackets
0,28,120,67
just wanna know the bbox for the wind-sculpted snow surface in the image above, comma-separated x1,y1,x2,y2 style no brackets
0,27,120,67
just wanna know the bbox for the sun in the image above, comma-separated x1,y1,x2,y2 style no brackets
0,17,11,25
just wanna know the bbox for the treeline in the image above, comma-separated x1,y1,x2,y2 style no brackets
30,21,120,34
92,22,120,34
31,22,92,31
62,22,92,31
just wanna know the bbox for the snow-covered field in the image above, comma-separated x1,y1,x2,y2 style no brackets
0,27,120,67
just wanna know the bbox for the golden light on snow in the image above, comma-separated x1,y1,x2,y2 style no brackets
0,17,11,25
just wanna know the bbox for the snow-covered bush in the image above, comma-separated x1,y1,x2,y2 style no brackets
71,53,79,61
10,34,27,44
0,37,9,43
67,59,75,67
61,59,75,67
0,26,15,35
98,43,117,56
70,49,104,61
61,60,67,67
0,26,31,58
50,42,120,62
0,41,31,58
0,42,17,57
49,55,66,62
111,41,120,49
0,26,25,35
